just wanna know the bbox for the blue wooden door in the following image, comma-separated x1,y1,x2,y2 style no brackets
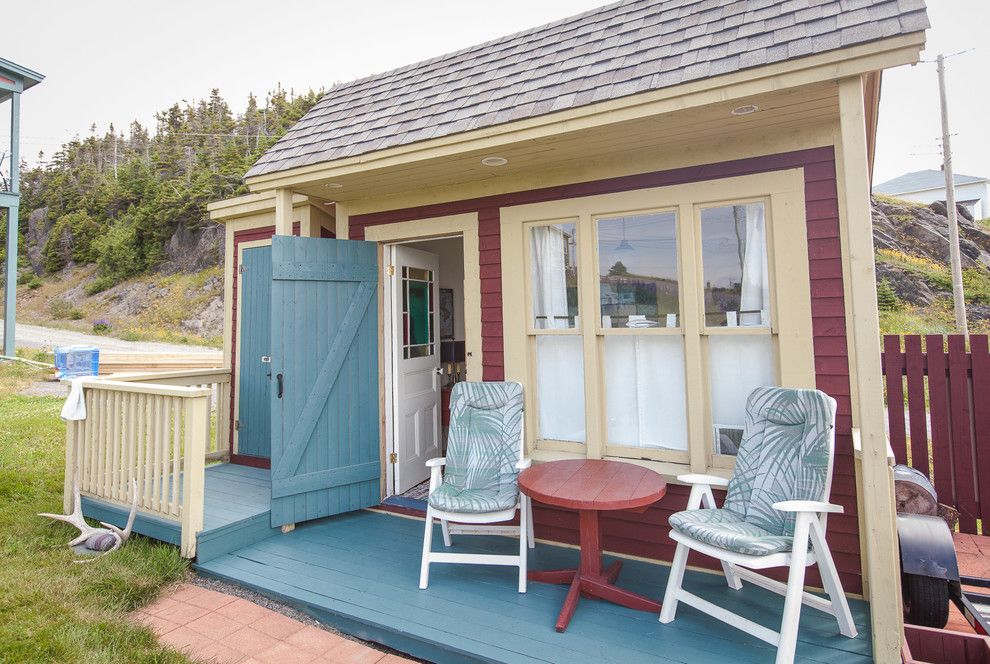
270,235,381,527
237,245,272,459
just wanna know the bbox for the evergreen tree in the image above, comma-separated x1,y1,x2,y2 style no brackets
19,86,324,290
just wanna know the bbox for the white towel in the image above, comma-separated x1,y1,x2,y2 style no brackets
61,379,87,421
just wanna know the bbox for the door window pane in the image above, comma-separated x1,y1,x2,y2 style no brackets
530,223,579,329
604,336,687,450
536,335,585,443
700,203,770,328
597,212,679,328
402,266,434,359
709,335,774,455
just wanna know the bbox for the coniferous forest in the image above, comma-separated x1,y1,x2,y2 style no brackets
3,86,322,293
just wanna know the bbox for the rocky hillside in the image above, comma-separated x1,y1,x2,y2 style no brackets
16,265,224,347
873,195,990,333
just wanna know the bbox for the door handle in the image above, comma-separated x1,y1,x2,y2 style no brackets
276,373,284,399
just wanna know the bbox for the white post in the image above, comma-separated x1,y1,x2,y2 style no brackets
179,394,209,558
3,92,21,357
274,188,293,236
937,54,968,339
838,75,903,664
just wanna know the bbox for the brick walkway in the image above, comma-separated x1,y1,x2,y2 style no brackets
132,583,414,663
946,533,990,634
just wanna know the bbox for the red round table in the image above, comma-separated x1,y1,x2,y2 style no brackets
518,459,667,632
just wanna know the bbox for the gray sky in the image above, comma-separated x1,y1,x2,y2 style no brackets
3,0,986,185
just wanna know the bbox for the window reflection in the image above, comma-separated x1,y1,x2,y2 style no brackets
597,212,679,328
700,203,770,327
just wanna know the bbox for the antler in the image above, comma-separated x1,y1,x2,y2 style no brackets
38,470,107,546
101,479,138,542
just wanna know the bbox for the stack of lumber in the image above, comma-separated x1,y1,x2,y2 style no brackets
97,352,223,375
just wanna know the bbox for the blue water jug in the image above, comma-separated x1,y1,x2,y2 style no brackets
54,345,100,379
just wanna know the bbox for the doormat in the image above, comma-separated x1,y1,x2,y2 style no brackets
380,480,430,513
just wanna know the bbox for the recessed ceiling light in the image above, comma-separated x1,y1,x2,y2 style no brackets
481,156,508,167
323,182,344,189
731,104,759,116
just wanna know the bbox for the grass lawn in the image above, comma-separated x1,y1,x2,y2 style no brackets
0,361,192,663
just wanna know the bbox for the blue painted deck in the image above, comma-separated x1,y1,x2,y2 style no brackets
196,509,873,664
81,463,274,559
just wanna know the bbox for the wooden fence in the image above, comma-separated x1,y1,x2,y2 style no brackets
882,334,990,534
63,368,230,557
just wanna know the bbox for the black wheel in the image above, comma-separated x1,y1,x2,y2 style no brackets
903,573,950,628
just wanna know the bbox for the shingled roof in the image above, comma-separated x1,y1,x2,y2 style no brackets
246,0,929,179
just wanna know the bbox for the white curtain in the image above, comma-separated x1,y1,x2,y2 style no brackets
530,225,570,329
709,334,774,433
739,203,770,327
536,336,585,443
531,225,584,443
605,336,687,450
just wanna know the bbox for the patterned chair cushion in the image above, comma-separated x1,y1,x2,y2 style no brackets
668,387,834,556
429,381,523,515
668,508,794,556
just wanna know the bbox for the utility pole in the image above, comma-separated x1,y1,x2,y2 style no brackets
937,53,968,339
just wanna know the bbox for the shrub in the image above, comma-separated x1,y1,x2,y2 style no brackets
876,279,901,312
42,211,101,273
92,219,143,289
16,272,35,285
84,275,115,295
69,309,84,320
26,276,43,290
92,318,111,333
48,299,75,319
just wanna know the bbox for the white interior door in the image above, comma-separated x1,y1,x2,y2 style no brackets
391,244,441,494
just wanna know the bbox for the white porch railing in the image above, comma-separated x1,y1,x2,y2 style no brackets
63,368,231,558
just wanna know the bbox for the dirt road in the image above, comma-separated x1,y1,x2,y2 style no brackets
0,320,218,354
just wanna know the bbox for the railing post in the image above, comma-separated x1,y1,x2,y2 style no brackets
180,394,210,558
64,414,80,514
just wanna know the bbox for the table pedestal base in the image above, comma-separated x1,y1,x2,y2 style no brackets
528,509,662,632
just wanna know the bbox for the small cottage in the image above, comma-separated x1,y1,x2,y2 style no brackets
67,2,930,661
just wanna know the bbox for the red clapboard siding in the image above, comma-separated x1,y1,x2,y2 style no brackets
353,146,862,592
228,223,299,458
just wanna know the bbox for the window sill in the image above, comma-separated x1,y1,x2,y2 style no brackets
527,449,732,486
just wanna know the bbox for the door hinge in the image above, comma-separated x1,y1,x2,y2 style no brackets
233,419,241,431
386,264,395,276
389,452,397,464
239,264,245,274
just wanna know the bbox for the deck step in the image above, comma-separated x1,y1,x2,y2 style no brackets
196,510,278,564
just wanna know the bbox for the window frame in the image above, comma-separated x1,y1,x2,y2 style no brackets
500,170,814,477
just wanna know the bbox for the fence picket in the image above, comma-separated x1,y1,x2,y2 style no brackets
883,335,907,464
948,335,978,531
926,335,954,508
971,336,990,528
904,336,930,479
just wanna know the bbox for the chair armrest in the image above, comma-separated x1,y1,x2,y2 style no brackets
676,473,730,488
425,457,446,468
772,500,843,514
516,458,532,471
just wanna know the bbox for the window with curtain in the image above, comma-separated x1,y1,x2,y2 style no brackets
516,181,793,470
700,202,775,456
597,212,688,452
529,222,585,443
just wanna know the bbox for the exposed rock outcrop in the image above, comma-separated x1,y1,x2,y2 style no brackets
162,222,224,274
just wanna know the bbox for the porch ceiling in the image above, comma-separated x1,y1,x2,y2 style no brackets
289,82,840,205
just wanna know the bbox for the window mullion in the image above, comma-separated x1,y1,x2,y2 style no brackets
579,212,604,460
679,202,708,473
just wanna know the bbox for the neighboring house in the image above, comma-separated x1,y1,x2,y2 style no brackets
63,1,930,662
874,168,990,218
